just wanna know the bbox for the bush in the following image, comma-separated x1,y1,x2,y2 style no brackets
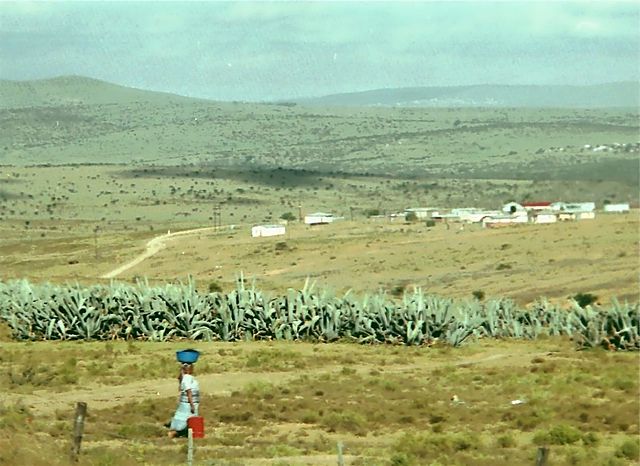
581,432,599,447
391,283,407,297
533,424,582,445
389,452,413,466
274,241,289,251
472,290,485,301
496,434,516,448
322,411,367,435
425,219,436,227
208,281,223,293
615,438,640,461
365,208,381,217
405,212,418,222
573,292,598,308
280,212,296,221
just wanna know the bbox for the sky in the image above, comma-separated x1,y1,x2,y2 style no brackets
1,1,639,101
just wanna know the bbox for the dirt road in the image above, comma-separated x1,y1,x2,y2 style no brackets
101,226,221,279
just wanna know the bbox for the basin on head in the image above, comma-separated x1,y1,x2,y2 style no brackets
176,349,200,364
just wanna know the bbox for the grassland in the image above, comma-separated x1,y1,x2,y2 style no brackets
0,77,638,465
0,338,638,465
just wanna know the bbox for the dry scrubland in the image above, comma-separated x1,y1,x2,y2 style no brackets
0,337,638,466
0,206,637,305
0,78,639,465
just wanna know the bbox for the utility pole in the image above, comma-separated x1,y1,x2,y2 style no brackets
93,226,99,260
298,204,303,223
212,204,221,230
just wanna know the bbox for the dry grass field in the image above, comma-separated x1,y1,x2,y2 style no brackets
0,338,638,466
1,79,639,465
0,209,637,306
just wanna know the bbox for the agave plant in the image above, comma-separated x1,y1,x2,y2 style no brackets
0,278,637,350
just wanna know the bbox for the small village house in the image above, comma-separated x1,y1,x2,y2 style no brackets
522,201,552,211
604,203,630,213
251,224,286,237
404,207,440,220
532,212,557,224
501,202,526,214
482,213,528,228
304,212,336,225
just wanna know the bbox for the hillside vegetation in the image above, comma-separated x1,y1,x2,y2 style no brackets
0,77,638,195
296,82,640,108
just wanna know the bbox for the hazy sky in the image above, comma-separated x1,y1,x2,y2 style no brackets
1,1,639,101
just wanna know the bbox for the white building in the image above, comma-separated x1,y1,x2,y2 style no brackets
304,212,336,225
482,214,528,228
404,208,440,220
251,224,286,237
604,203,630,213
533,213,557,224
502,202,526,214
564,202,596,212
462,210,501,223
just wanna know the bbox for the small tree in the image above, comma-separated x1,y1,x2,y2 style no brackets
573,292,598,308
405,211,418,223
280,212,296,221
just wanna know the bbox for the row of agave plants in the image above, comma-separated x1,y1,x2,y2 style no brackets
0,277,637,350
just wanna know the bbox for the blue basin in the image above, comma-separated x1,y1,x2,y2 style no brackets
176,349,200,363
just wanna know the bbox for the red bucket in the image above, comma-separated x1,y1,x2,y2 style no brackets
187,416,204,438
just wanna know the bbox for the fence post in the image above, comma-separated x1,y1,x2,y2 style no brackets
337,441,344,466
70,402,87,462
187,428,194,466
535,446,550,466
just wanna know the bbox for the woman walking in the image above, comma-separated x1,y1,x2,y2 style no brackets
167,362,200,438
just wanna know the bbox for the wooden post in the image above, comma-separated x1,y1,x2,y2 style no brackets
70,402,87,462
337,441,344,466
187,428,194,466
535,446,549,466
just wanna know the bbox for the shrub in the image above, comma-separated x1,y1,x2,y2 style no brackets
496,434,517,448
581,432,599,447
365,208,381,217
322,411,366,435
389,452,413,466
391,283,407,297
274,241,289,251
472,290,485,301
615,438,640,461
533,424,582,445
208,281,223,293
405,212,417,222
573,292,598,308
280,212,296,221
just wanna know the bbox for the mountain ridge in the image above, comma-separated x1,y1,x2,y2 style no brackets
0,75,638,108
0,75,206,108
294,82,640,108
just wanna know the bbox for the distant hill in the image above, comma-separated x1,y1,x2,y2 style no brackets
295,82,640,108
0,75,202,108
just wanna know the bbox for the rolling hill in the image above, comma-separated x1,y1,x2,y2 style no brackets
0,75,202,109
295,82,640,108
0,76,638,199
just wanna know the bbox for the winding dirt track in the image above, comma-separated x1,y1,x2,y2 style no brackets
101,226,219,279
